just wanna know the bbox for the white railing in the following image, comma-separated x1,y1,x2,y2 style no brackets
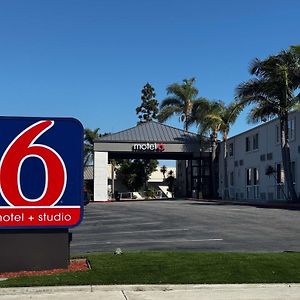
109,190,165,200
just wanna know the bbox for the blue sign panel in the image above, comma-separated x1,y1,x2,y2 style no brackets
0,117,83,228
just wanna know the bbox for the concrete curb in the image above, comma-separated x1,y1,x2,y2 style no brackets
188,198,300,210
90,198,300,209
1,283,300,295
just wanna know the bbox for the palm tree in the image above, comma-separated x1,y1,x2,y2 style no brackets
160,165,167,179
84,128,101,167
166,170,175,197
192,100,242,199
236,49,300,202
158,78,209,198
191,98,218,156
158,78,207,131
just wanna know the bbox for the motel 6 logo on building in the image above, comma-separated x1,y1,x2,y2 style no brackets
0,117,83,229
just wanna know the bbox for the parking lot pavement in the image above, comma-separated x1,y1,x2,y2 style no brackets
71,199,300,254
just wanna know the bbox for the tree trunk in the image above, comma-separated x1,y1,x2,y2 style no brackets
223,134,229,200
111,163,115,199
183,120,189,197
184,120,188,132
210,133,218,199
280,115,298,202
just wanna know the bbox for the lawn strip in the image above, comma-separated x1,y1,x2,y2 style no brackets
1,252,300,287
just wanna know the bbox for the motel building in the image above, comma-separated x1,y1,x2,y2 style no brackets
90,111,300,203
218,111,300,202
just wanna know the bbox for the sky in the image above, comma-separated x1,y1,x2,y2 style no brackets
0,0,299,138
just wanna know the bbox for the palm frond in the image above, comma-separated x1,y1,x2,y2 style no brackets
188,97,211,125
159,78,200,130
291,45,300,57
160,97,182,108
249,57,263,76
84,128,101,167
237,48,300,128
247,104,278,124
292,102,300,111
166,84,187,101
84,128,100,144
157,106,182,123
226,101,245,124
289,95,300,111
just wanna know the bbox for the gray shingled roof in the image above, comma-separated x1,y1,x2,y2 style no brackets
95,121,199,144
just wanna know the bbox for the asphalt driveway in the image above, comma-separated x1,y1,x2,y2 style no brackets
71,200,300,254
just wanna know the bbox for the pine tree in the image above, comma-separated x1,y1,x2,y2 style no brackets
136,83,159,123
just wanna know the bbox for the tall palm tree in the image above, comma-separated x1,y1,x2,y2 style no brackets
158,78,209,198
84,128,101,167
192,100,242,199
158,78,207,131
236,49,300,202
191,99,218,157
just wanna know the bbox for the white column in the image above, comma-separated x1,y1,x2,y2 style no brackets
94,152,108,201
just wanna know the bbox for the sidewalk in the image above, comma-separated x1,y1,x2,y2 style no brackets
0,284,300,299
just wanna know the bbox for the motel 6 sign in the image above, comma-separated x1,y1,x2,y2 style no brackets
0,117,83,229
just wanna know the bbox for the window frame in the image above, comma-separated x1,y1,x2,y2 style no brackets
229,143,234,157
245,136,251,152
246,168,252,186
252,133,259,150
230,171,234,186
288,118,296,141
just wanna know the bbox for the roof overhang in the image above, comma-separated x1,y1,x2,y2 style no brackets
94,121,210,159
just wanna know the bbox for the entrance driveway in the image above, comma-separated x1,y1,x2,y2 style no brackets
71,200,300,254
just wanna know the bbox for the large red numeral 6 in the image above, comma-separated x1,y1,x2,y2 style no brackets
0,120,67,207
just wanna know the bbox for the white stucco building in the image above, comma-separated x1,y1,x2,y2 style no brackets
219,111,299,202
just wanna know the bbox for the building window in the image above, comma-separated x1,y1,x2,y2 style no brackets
288,118,295,140
276,185,284,200
246,168,251,186
246,137,251,152
253,168,259,185
230,172,234,186
260,154,266,161
253,133,259,150
253,168,259,200
246,168,259,200
275,125,280,143
276,163,283,184
192,167,198,176
290,161,296,184
276,163,284,200
229,143,234,157
275,120,295,143
267,153,273,160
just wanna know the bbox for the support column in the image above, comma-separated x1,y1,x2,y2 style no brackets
94,151,108,201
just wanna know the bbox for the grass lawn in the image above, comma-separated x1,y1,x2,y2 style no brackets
1,252,300,287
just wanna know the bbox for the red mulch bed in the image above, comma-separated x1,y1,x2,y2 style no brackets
0,259,90,279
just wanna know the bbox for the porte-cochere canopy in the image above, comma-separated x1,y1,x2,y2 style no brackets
93,121,212,201
94,121,210,160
